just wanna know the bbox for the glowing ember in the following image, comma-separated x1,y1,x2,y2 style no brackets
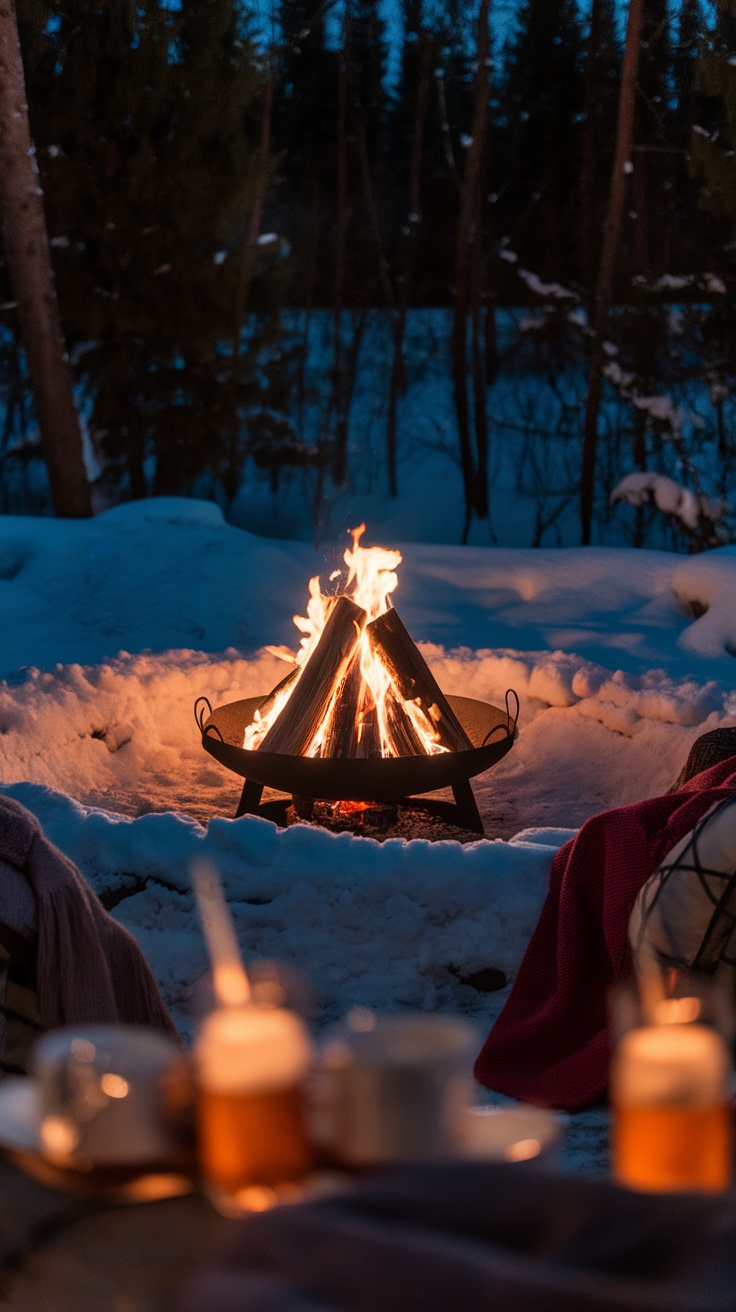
243,526,456,760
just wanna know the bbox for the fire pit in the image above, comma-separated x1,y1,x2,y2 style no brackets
196,527,517,837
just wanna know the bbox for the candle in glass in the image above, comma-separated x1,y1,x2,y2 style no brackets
611,1018,732,1193
196,1003,314,1214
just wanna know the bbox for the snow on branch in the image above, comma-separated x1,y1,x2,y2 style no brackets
603,361,702,436
517,268,578,301
632,272,727,296
497,243,579,303
611,472,729,550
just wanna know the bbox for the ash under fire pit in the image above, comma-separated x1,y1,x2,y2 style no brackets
196,527,517,837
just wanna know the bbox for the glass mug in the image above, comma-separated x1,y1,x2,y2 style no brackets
610,977,733,1193
309,1009,478,1168
195,1003,314,1214
34,1025,185,1176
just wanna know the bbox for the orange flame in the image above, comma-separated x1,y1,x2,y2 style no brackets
244,526,448,759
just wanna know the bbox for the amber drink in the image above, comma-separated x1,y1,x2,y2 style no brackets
196,1004,313,1214
611,1022,732,1193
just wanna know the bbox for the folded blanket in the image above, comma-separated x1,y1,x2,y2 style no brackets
183,1161,736,1311
0,795,177,1037
474,757,736,1111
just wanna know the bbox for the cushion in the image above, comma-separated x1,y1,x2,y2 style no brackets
629,797,736,986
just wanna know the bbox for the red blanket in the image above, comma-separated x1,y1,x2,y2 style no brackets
474,759,736,1112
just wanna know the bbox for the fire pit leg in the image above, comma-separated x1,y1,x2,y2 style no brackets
235,779,264,819
451,778,485,836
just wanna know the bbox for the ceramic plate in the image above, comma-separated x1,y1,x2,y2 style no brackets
457,1103,563,1164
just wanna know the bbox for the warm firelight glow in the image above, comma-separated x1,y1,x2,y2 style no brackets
652,996,701,1026
243,525,449,759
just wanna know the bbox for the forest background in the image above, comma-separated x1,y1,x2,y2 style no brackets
3,0,736,552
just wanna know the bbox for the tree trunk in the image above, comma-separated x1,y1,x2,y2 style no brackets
450,292,475,543
435,71,458,177
296,176,321,437
352,94,394,315
387,28,433,498
631,152,648,274
484,293,498,386
451,0,490,542
471,294,488,518
580,0,604,293
224,69,273,503
0,0,91,517
580,0,645,546
331,43,349,488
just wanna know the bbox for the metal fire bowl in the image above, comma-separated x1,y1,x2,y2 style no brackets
197,693,516,803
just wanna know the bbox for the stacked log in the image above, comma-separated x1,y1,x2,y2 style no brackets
259,596,366,756
367,608,473,753
256,599,471,760
319,653,382,758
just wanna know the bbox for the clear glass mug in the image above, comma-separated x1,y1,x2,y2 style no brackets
610,971,734,1193
308,1009,478,1168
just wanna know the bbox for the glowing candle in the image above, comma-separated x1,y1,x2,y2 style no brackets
611,1020,732,1193
196,1003,314,1215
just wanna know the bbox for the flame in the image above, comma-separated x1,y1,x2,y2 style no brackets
344,524,401,620
243,525,448,758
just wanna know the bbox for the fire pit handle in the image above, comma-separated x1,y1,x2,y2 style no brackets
481,688,519,747
194,696,213,734
505,688,519,734
194,696,226,744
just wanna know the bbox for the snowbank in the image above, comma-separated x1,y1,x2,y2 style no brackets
1,781,559,1040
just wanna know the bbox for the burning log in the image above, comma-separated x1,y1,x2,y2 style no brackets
256,666,300,720
326,656,425,759
383,689,426,757
320,657,428,759
321,654,383,758
259,596,367,756
352,680,382,758
367,607,473,753
321,654,362,758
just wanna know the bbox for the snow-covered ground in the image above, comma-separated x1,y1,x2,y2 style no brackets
2,496,736,1173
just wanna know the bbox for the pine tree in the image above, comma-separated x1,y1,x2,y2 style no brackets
276,0,335,303
13,0,276,501
451,0,491,542
409,0,473,300
656,0,707,276
499,0,585,279
580,0,646,544
629,0,672,274
673,0,705,141
385,0,435,495
689,0,736,245
580,0,621,291
347,0,387,170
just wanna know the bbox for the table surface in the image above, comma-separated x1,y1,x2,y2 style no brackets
0,1159,239,1312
